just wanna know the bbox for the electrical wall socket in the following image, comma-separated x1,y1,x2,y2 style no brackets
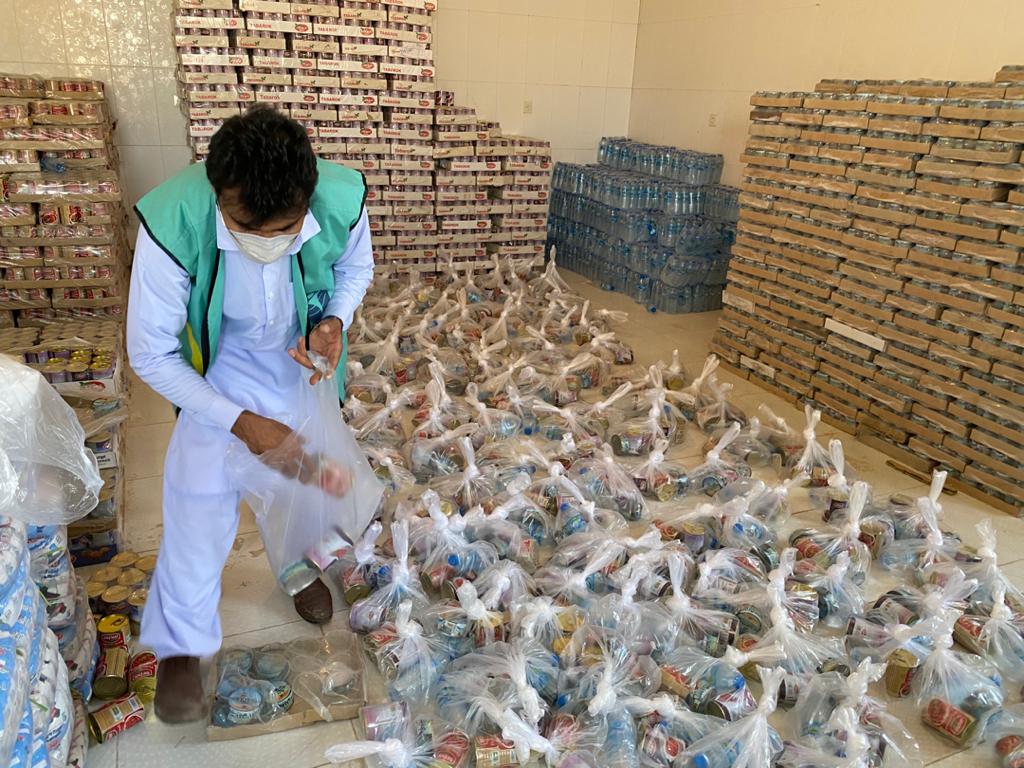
523,99,533,115
708,113,719,127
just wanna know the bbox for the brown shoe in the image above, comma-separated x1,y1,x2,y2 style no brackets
294,578,334,624
154,655,205,724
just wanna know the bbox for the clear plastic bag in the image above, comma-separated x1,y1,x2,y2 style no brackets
914,610,1004,746
404,492,498,594
980,585,1024,685
624,693,725,765
789,406,835,486
878,475,959,577
331,521,383,606
212,630,364,730
559,634,661,718
227,355,384,596
406,423,477,482
790,550,864,630
462,384,523,444
364,446,418,500
587,569,675,657
510,595,585,650
462,505,540,571
427,438,501,514
744,476,803,527
756,404,803,469
0,356,102,523
609,403,672,457
568,444,649,521
678,666,786,768
789,482,872,584
411,365,472,438
363,602,447,704
349,521,430,634
704,416,775,468
695,379,747,435
488,493,553,547
533,401,605,451
421,581,508,659
345,361,394,405
631,440,690,501
694,548,769,598
472,559,538,612
449,640,560,727
325,721,467,768
662,553,739,657
686,423,753,497
657,645,758,721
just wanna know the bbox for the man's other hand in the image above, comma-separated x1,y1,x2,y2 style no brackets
289,316,342,385
231,411,296,457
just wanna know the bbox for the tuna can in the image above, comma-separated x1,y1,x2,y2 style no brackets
127,651,158,704
227,687,263,725
474,735,520,768
89,693,145,743
253,647,290,682
96,614,131,650
884,648,920,698
924,697,977,744
93,646,129,700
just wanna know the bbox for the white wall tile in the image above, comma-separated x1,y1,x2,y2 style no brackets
61,0,111,66
464,80,499,117
145,0,177,69
0,1,23,62
550,17,586,86
580,20,612,87
433,8,469,81
106,0,152,67
152,66,186,146
603,86,632,136
465,11,500,83
109,66,159,146
16,0,66,64
119,144,168,209
607,22,637,88
495,13,528,83
161,145,192,177
494,81,527,135
575,86,607,149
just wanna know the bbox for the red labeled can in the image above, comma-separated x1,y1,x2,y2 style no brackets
96,614,131,650
89,693,145,743
128,651,158,704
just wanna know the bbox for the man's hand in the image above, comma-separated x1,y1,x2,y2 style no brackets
231,410,296,457
289,316,343,385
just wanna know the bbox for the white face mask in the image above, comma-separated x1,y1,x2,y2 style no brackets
229,230,298,264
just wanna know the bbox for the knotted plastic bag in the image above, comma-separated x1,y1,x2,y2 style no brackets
227,354,383,595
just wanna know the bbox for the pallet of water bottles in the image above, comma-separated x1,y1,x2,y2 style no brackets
548,137,740,315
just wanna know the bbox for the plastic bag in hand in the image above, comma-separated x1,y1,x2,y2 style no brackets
686,424,752,497
363,602,446,704
0,357,102,524
914,610,1004,746
678,666,786,768
226,355,384,596
630,440,690,501
332,521,384,606
349,521,430,633
568,444,649,521
427,438,501,514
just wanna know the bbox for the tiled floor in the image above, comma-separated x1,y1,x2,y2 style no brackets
88,271,1019,767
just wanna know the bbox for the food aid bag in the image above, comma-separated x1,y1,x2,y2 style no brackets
789,481,873,584
487,493,553,548
533,401,605,450
662,553,740,657
584,328,635,367
462,505,541,571
623,693,725,765
744,476,803,527
345,361,393,405
363,602,446,704
462,385,523,444
878,475,959,576
695,379,747,436
714,548,819,636
586,569,675,657
410,365,472,437
609,403,674,457
0,356,102,524
630,440,690,501
928,519,1024,613
980,585,1024,685
510,595,584,649
818,440,859,522
349,521,430,634
559,635,661,718
331,521,383,606
405,423,477,482
421,581,507,660
325,718,469,768
227,354,383,596
677,666,786,768
779,708,875,768
789,406,836,486
657,645,758,720
568,444,649,521
686,423,753,497
913,610,1004,746
791,550,864,630
353,390,412,450
756,404,804,468
364,446,418,500
659,349,688,391
694,548,769,599
427,438,501,514
472,559,537,612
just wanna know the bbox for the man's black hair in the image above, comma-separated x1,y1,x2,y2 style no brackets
206,104,318,227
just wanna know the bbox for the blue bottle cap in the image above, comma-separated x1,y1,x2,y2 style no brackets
691,754,710,768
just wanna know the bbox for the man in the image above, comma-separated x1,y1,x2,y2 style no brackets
127,106,373,723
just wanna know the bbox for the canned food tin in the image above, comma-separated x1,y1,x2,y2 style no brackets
94,565,121,584
135,554,157,579
884,648,920,697
474,735,519,768
127,588,147,636
127,651,158,704
109,551,139,569
100,585,132,616
228,687,263,724
924,697,977,744
86,580,107,613
220,647,254,676
93,646,129,700
96,614,131,650
117,567,146,587
88,693,145,743
253,648,290,681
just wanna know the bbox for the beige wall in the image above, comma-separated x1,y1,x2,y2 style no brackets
435,0,639,165
630,0,1024,185
0,0,641,217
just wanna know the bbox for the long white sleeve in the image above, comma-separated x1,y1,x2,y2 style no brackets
126,227,244,432
323,210,374,330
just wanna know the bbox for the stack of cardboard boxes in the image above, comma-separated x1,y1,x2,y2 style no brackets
173,0,551,272
0,74,129,563
712,65,1024,516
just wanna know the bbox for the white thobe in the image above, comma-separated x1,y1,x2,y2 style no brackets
127,207,374,658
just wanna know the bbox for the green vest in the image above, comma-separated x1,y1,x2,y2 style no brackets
134,159,366,399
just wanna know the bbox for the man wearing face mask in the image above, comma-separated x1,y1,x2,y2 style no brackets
126,105,373,723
